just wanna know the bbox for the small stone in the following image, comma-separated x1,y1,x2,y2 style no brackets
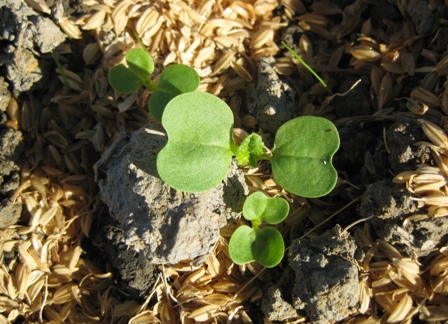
289,225,360,323
95,124,248,265
247,56,295,134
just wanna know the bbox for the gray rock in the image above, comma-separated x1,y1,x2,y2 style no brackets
386,122,430,175
0,127,24,229
360,180,448,257
289,225,359,323
262,284,298,322
97,216,158,297
247,56,295,134
0,0,66,93
0,78,11,116
406,0,436,35
95,124,248,265
0,199,22,229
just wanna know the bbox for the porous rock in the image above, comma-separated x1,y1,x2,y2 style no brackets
95,124,248,265
288,225,359,323
0,0,66,93
261,286,298,322
247,56,295,134
0,122,24,229
360,180,448,257
261,267,299,322
386,122,430,175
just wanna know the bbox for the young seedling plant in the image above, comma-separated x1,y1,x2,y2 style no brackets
158,93,340,197
108,46,341,267
228,192,289,268
108,48,200,121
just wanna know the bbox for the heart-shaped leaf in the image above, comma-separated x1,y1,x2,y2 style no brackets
108,48,154,94
126,48,154,81
229,225,284,268
108,64,143,94
157,92,235,192
242,191,289,224
271,116,339,198
149,64,200,121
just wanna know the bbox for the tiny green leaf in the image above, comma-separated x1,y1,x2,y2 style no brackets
229,225,285,268
126,48,154,81
228,225,256,265
157,92,235,192
158,64,200,93
149,64,200,121
252,227,285,268
108,64,143,94
235,133,265,167
242,191,289,224
271,116,340,198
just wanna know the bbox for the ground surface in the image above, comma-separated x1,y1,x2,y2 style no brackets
1,0,448,323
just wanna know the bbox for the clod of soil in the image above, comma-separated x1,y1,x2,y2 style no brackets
0,78,23,229
95,124,248,265
361,180,448,257
247,56,295,134
0,0,66,94
288,225,361,323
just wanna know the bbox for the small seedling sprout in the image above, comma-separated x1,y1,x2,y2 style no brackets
107,44,341,268
228,192,289,267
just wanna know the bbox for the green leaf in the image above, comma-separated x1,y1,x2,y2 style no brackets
158,64,200,93
157,92,235,192
228,225,256,265
108,48,155,94
108,64,143,94
271,116,340,198
235,133,265,167
242,192,289,224
149,64,200,121
229,225,285,268
252,227,285,268
126,48,154,81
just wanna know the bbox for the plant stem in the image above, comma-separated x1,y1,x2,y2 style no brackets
282,41,332,95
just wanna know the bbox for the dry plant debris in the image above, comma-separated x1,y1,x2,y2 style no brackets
2,0,448,323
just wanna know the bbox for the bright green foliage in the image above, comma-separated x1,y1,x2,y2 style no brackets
107,48,200,121
107,48,340,199
235,133,264,167
242,191,290,224
149,64,200,121
229,192,289,268
157,92,236,193
271,116,339,198
108,48,154,94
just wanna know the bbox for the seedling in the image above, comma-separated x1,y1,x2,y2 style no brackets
108,48,340,198
108,48,200,121
158,91,340,197
228,192,289,267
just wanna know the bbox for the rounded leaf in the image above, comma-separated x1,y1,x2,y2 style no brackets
229,225,256,265
148,89,174,122
229,226,285,268
126,48,154,81
157,92,235,192
243,192,289,224
158,64,200,93
108,64,143,94
149,64,200,121
271,116,339,198
252,227,284,268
